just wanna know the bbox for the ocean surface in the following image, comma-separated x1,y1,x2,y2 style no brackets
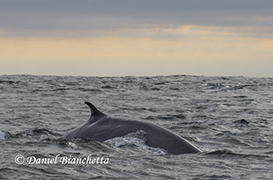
0,75,273,179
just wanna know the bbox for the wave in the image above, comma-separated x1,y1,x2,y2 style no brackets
0,128,62,140
0,131,11,140
205,149,272,158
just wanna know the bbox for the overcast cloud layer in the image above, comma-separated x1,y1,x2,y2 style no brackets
1,0,273,34
1,1,273,77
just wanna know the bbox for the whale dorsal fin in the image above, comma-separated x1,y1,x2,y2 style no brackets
84,101,106,118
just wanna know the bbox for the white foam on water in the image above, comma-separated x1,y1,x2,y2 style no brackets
105,130,166,155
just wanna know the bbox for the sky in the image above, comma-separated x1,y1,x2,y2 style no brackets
0,0,273,77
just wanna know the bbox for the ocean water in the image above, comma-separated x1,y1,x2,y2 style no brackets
0,74,273,179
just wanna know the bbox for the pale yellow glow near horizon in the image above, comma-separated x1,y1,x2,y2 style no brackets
0,25,273,76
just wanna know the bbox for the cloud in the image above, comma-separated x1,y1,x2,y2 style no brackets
1,0,273,36
1,25,272,62
1,1,273,77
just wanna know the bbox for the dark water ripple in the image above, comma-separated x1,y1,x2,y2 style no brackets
1,75,273,179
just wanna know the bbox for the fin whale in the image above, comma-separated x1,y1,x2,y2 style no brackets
63,102,202,154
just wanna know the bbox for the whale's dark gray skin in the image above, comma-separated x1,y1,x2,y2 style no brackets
63,102,202,154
